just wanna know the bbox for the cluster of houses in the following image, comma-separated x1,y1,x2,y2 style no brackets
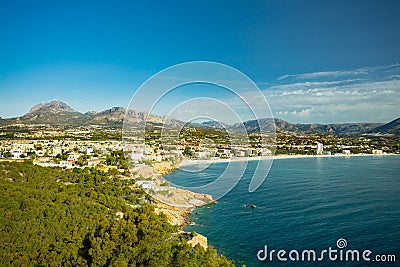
0,140,123,170
126,141,274,165
1,138,275,170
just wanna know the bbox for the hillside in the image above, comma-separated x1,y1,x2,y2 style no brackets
282,121,383,135
367,117,400,135
227,118,386,135
0,161,234,266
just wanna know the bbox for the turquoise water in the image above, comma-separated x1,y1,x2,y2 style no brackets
164,156,400,266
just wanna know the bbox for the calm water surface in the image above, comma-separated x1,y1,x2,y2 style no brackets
164,156,400,266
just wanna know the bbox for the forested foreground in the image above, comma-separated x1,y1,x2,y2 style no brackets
0,161,234,266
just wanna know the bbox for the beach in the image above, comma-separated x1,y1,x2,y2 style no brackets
177,153,398,168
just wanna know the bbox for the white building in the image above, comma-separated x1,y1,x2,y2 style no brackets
135,180,156,189
342,150,351,155
11,149,25,159
52,147,62,156
60,161,73,168
87,157,101,166
316,143,324,155
234,150,246,157
194,151,210,158
86,147,94,155
67,153,80,161
131,153,143,162
372,149,383,155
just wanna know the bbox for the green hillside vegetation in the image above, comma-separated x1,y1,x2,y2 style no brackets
0,161,234,266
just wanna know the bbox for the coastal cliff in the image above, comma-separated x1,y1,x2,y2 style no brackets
153,161,176,174
132,162,215,226
154,202,191,226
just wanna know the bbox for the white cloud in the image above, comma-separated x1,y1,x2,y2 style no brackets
281,90,305,96
265,79,400,123
277,62,400,81
256,63,400,123
268,79,363,90
277,70,368,81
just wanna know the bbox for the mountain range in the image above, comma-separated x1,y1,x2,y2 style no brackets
2,100,164,126
1,100,399,136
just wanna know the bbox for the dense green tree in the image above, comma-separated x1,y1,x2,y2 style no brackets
2,151,12,158
183,146,193,157
77,155,88,166
0,161,235,266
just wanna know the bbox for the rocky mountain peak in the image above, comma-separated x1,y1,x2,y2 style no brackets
27,100,76,115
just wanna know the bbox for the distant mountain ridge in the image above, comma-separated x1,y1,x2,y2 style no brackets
5,100,163,126
367,117,400,135
90,106,164,125
2,100,399,135
227,118,385,135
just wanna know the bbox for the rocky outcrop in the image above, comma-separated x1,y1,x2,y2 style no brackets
187,233,208,250
153,187,214,209
134,163,215,209
133,162,215,227
154,202,191,226
115,211,124,220
153,161,175,174
135,165,155,179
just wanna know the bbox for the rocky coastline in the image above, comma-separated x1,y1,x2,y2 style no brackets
132,160,216,227
131,160,215,250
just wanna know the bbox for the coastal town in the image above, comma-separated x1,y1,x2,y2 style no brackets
1,123,398,166
1,126,398,168
1,123,397,266
1,123,398,226
0,103,398,212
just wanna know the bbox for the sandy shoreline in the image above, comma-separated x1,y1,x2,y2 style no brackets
178,153,398,168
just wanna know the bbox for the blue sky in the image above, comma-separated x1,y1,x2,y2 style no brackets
0,0,399,123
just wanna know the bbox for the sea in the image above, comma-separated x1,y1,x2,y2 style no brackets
163,156,400,266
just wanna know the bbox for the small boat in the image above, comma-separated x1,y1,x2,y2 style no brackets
245,204,257,209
